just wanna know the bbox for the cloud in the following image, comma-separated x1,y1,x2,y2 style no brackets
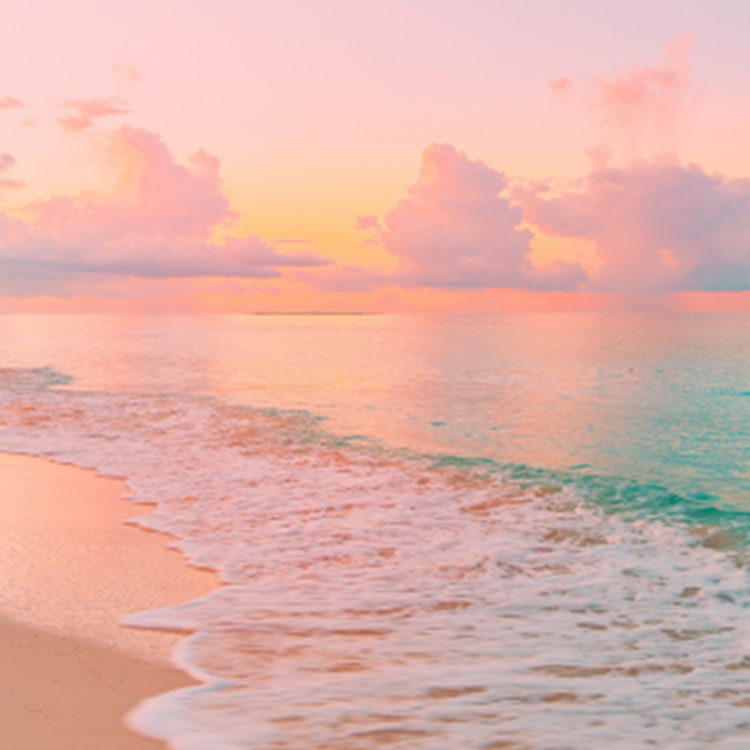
0,126,328,293
0,230,321,283
359,144,586,290
58,97,130,132
222,237,324,269
0,153,24,190
548,76,572,93
591,33,693,154
0,96,24,111
517,157,750,293
113,63,143,85
29,126,232,240
592,34,691,125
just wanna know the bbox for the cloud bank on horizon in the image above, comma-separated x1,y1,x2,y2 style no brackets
518,158,750,293
358,33,750,296
4,32,750,302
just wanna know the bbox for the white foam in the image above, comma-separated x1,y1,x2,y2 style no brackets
1,382,750,748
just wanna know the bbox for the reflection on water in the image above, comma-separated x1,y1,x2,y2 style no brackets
1,382,749,748
3,313,750,747
2,313,750,504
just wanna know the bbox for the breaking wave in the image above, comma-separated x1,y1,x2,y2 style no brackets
1,368,749,748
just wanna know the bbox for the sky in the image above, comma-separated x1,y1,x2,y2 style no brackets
2,0,750,312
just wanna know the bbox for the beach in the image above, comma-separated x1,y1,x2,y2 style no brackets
2,314,750,747
0,452,216,749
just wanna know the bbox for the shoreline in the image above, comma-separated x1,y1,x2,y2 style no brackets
0,452,218,748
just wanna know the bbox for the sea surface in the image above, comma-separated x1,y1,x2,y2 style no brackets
2,313,750,749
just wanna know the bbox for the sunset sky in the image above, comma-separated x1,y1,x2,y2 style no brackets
3,0,750,312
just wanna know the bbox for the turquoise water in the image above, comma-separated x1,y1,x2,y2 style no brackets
4,313,750,500
2,313,750,748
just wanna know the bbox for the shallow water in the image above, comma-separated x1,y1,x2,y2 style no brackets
2,313,750,748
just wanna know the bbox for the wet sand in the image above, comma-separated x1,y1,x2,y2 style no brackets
0,614,192,750
0,452,217,749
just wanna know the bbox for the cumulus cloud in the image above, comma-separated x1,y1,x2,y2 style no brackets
29,127,232,240
58,97,130,132
0,96,23,111
514,34,750,296
0,126,327,292
358,144,585,290
517,158,750,293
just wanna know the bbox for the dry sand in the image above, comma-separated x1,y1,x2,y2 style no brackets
0,452,217,750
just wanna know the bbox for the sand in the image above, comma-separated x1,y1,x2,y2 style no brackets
0,615,191,750
0,452,217,749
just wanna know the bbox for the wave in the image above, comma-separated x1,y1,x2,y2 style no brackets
0,365,72,391
1,368,750,748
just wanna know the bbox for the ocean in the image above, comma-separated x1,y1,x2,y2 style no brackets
2,312,750,749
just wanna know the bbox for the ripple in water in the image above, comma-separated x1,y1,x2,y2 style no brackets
0,376,749,747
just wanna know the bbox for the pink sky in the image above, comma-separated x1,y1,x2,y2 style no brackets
2,0,750,312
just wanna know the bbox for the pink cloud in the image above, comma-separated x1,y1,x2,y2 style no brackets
591,33,692,151
548,76,572,93
58,97,130,132
0,154,24,190
222,237,324,269
517,158,750,293
29,127,232,240
584,143,612,169
359,144,585,290
113,63,143,85
0,127,327,293
0,96,24,111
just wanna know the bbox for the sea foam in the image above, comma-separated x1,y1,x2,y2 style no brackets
1,370,750,748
